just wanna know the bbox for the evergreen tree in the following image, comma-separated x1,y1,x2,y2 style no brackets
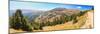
11,9,24,29
10,9,33,31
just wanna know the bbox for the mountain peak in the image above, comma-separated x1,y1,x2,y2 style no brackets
51,8,67,11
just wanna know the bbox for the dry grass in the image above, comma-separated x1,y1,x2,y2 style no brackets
9,28,26,34
81,10,93,28
41,10,93,31
42,13,87,31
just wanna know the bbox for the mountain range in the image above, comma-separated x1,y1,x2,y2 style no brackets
34,8,80,24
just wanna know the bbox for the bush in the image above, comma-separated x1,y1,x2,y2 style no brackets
32,22,43,30
21,24,33,31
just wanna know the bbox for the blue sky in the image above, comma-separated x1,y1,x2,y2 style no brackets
10,1,94,11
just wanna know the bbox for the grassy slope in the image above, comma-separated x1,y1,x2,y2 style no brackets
42,10,93,31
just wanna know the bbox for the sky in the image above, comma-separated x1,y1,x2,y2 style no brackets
10,1,94,11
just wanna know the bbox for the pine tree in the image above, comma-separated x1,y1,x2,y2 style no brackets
10,9,33,31
11,9,24,29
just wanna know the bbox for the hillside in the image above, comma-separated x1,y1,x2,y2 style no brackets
40,10,93,31
9,8,94,33
34,8,80,24
42,10,93,31
81,10,93,28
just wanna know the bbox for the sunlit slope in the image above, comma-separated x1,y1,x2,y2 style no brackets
81,10,93,28
42,10,93,31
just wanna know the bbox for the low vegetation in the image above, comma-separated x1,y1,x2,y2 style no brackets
9,8,93,32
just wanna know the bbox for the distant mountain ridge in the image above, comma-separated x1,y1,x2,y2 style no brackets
9,9,45,21
34,8,80,24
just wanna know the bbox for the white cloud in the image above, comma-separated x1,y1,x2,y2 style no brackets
77,6,82,9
